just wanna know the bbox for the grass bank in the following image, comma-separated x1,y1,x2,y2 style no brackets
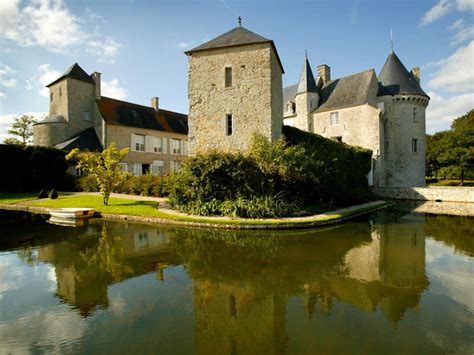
0,192,39,204
4,194,391,229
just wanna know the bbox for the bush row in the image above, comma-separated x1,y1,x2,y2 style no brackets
0,144,74,192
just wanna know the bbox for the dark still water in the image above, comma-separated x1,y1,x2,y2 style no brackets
0,208,473,354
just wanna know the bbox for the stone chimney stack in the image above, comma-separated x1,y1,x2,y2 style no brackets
411,67,420,83
317,64,331,84
92,72,101,99
151,97,159,113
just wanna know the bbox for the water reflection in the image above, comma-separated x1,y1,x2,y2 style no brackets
1,210,472,354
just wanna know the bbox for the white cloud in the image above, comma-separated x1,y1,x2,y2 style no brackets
420,0,453,25
448,18,474,45
26,64,61,97
0,64,16,88
0,0,121,62
87,39,121,63
426,91,474,133
0,92,5,99
455,0,474,11
177,42,193,49
102,79,127,100
427,41,474,93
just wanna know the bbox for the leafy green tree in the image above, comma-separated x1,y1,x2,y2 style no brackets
7,115,38,144
426,109,474,184
3,137,22,145
66,144,129,205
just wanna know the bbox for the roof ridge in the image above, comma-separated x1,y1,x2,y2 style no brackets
99,96,187,116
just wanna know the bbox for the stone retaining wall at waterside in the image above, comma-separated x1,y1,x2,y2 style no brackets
372,186,474,203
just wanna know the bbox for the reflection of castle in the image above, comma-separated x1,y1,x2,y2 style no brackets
35,214,433,351
37,222,175,316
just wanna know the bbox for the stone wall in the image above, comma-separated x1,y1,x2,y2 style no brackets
105,124,187,174
65,78,96,138
379,94,428,187
373,186,474,203
33,122,67,146
311,103,382,185
187,43,282,154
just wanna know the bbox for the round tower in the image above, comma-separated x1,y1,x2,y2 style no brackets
294,55,319,132
378,51,430,187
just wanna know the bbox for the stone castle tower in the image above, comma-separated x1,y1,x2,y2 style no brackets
33,63,101,147
185,25,284,154
378,51,429,187
293,54,319,132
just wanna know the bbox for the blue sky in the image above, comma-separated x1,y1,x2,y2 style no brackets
0,0,473,141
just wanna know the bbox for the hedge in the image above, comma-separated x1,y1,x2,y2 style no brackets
0,144,74,192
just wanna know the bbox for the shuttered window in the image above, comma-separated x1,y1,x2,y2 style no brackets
150,160,164,176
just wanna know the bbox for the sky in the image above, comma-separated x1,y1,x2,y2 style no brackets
0,0,473,142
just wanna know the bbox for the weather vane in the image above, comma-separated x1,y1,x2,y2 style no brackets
238,16,242,27
390,29,394,52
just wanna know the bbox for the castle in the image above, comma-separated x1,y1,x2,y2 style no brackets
34,23,429,188
186,25,429,187
33,63,188,176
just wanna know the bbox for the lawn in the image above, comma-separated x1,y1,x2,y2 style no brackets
0,192,39,204
427,179,474,187
26,194,389,228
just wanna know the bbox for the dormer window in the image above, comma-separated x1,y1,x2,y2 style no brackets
225,67,232,87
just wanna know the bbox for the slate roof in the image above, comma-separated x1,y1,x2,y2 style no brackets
185,26,285,73
96,96,188,135
297,57,318,94
283,69,376,113
46,63,95,87
378,51,428,98
55,127,102,151
34,114,67,125
315,69,376,113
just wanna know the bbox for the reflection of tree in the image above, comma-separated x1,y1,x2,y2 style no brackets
425,215,474,256
16,246,36,264
80,222,134,282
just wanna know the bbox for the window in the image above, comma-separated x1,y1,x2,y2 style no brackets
332,136,342,142
50,93,53,102
412,138,418,153
413,107,418,123
132,134,145,152
59,87,62,97
153,137,163,153
151,160,164,176
225,67,232,87
171,139,181,155
133,163,142,176
229,295,237,317
330,111,339,125
119,163,128,173
226,114,233,136
83,111,91,121
170,160,182,172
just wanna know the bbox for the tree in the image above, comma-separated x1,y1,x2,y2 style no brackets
426,109,474,185
3,137,23,145
7,115,38,144
66,144,129,205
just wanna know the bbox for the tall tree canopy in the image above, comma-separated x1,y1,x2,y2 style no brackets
426,109,474,185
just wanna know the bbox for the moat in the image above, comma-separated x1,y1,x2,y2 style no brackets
0,207,472,354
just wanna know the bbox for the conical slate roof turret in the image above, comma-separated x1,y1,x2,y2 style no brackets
378,51,428,98
46,63,94,87
297,55,318,94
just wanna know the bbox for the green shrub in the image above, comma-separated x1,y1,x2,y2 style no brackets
76,175,99,192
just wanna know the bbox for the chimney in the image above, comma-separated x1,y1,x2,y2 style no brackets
411,67,420,83
151,97,159,113
317,64,331,84
92,72,101,99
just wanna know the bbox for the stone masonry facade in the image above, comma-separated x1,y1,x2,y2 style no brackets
187,41,283,154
